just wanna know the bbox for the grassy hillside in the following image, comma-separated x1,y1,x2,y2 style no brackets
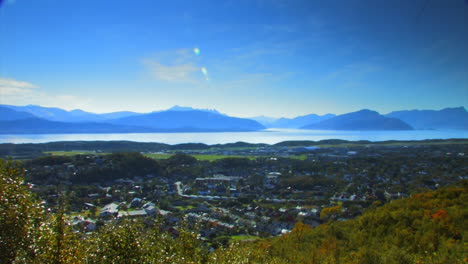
224,183,467,263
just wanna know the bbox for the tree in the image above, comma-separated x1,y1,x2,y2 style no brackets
0,160,44,262
320,205,342,221
87,219,147,263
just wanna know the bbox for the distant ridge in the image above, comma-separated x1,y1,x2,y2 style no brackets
1,104,105,122
270,113,335,128
249,116,278,127
386,107,468,130
2,139,467,157
302,109,413,130
0,105,264,133
0,106,37,121
163,105,224,115
0,117,153,134
1,104,466,133
108,110,264,132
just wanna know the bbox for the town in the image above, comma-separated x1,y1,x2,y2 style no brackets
17,140,467,248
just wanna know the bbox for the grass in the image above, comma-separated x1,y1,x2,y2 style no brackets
46,150,276,161
68,207,99,220
230,235,259,241
175,205,196,211
290,154,308,160
192,154,257,161
143,153,172,159
45,151,108,156
144,153,258,161
44,139,467,160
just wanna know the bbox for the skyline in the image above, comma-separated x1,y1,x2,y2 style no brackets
1,103,467,119
1,0,467,118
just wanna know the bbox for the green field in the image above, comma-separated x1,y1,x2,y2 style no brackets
42,138,468,161
144,153,258,161
175,205,196,211
45,151,108,156
193,154,258,161
46,151,259,161
143,153,172,159
230,235,259,241
290,154,308,160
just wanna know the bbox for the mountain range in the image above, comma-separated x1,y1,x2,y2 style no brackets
302,109,413,130
253,107,467,130
0,104,466,134
1,104,140,122
0,105,265,134
386,107,468,130
252,113,336,128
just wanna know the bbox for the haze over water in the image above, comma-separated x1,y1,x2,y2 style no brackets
1,129,466,145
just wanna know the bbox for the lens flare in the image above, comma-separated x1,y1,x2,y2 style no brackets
201,67,209,81
193,47,200,56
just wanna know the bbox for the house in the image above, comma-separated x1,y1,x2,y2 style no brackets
100,203,119,218
88,193,100,199
128,210,148,217
117,209,148,218
265,172,280,188
143,202,158,216
130,197,143,208
71,217,96,232
83,203,95,210
195,175,241,188
83,219,96,231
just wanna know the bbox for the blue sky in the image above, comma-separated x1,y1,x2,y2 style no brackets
1,0,467,118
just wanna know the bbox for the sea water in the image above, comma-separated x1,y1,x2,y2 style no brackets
0,129,466,144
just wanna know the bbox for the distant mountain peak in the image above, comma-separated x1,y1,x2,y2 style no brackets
166,105,223,115
302,109,413,130
353,109,379,115
168,105,196,111
441,106,467,113
259,113,336,128
70,109,86,113
252,115,278,119
108,109,265,131
386,106,468,130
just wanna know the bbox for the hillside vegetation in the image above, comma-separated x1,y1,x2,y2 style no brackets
246,183,467,263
